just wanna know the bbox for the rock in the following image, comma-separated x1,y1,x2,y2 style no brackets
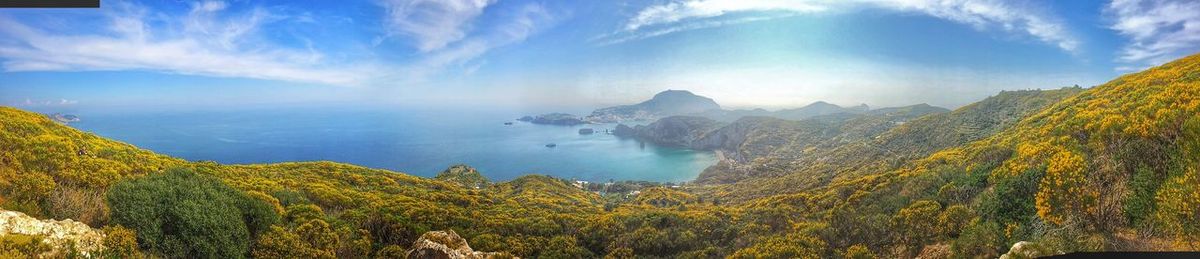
612,124,635,137
545,143,556,148
578,128,594,134
406,230,514,259
999,241,1056,259
0,209,105,257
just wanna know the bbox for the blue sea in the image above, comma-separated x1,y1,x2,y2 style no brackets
66,106,716,183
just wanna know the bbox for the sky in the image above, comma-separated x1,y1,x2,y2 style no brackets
1,0,1199,112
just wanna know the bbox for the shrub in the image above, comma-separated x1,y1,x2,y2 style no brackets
106,167,279,258
99,225,140,258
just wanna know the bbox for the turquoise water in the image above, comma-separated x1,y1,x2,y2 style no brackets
67,106,716,183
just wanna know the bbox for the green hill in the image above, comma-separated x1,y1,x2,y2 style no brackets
1,53,1198,258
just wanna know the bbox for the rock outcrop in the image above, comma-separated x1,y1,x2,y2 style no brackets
999,241,1057,259
0,209,105,257
406,230,513,259
434,165,491,189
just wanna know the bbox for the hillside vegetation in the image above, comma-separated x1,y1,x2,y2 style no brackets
0,53,1198,258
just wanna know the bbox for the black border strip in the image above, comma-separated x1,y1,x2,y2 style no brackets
1044,252,1200,259
0,0,99,8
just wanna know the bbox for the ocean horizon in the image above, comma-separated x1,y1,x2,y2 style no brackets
64,106,717,183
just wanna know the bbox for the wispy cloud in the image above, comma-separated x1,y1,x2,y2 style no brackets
17,98,78,107
0,1,380,86
1106,0,1200,69
403,3,557,80
601,0,1079,53
0,0,559,87
378,0,496,52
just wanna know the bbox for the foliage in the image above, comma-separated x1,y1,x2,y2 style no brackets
1,53,1199,257
99,225,141,258
106,167,279,258
729,233,825,259
0,234,50,258
434,164,491,189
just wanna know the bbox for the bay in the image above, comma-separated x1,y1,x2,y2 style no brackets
67,106,716,183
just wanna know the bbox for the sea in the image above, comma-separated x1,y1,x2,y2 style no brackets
65,106,716,183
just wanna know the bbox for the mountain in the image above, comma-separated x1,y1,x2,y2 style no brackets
1,53,1198,258
586,90,721,122
698,101,872,122
696,87,1085,195
618,103,948,166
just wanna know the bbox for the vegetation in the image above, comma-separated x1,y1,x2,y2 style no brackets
106,167,279,258
0,53,1198,257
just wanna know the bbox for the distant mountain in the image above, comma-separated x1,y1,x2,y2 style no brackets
586,90,721,122
696,87,1082,188
588,90,881,123
619,103,947,166
700,101,871,122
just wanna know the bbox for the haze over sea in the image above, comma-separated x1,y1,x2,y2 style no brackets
65,106,716,183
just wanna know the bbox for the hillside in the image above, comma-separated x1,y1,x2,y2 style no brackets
700,101,871,122
716,53,1200,257
695,87,1085,194
0,53,1198,258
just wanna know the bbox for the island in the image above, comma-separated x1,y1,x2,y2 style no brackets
520,113,586,126
49,113,80,124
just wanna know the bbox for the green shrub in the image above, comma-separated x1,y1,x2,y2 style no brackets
106,167,279,258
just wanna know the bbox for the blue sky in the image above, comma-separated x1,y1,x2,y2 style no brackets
1,0,1198,112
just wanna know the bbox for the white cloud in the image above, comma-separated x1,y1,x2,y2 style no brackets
1106,0,1200,68
624,0,827,31
403,3,556,80
604,0,1079,53
0,1,380,86
378,0,496,52
16,98,78,107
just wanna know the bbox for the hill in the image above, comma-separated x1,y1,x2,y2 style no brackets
586,90,721,122
1,53,1198,258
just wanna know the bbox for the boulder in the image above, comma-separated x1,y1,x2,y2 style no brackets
406,230,514,259
0,209,105,257
999,241,1056,259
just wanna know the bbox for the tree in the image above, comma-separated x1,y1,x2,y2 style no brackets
251,221,339,259
99,225,141,258
1035,150,1094,225
892,200,942,247
106,167,279,258
938,205,974,238
540,235,593,259
843,244,875,259
729,233,825,259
